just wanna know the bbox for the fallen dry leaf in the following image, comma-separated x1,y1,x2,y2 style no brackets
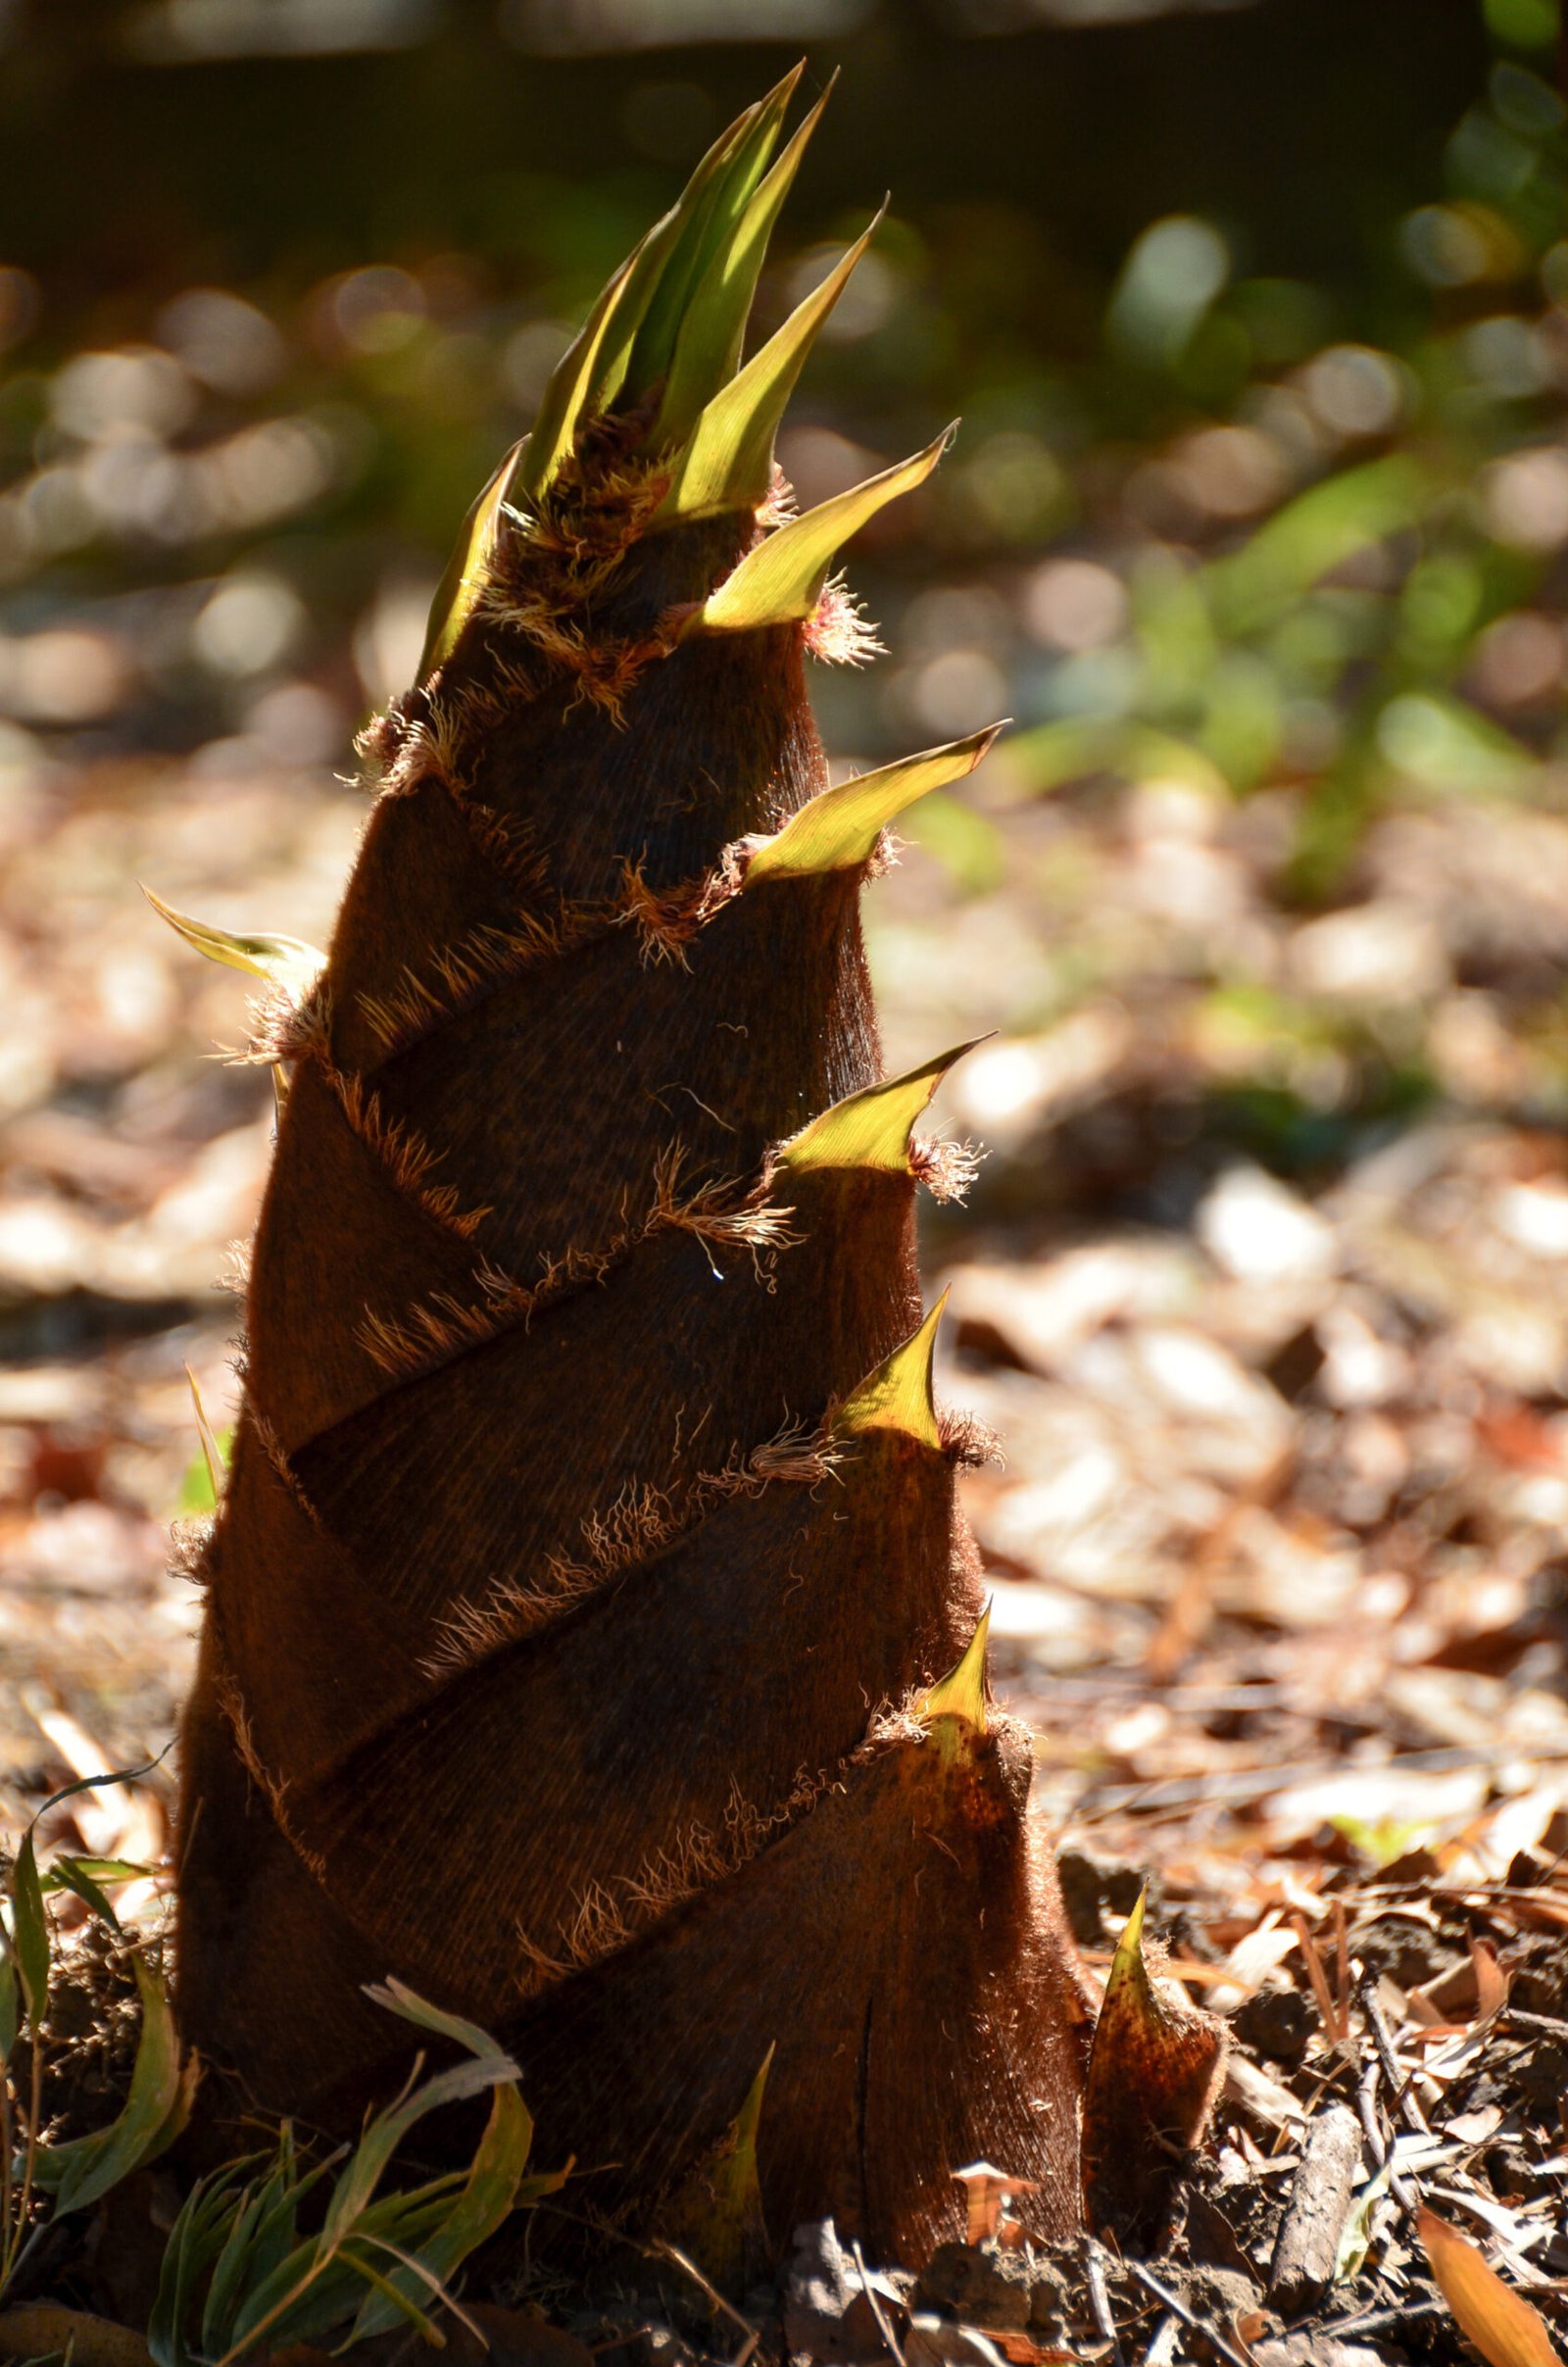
1418,2206,1566,2367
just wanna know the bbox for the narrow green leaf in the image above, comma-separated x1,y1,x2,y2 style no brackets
150,2169,250,2367
653,75,834,456
183,1365,230,1508
200,2175,273,2358
364,1975,515,2071
0,1953,19,2064
346,2085,533,2343
416,435,527,684
777,1042,982,1179
142,888,324,1000
39,1855,152,1893
41,1956,190,2214
11,1825,50,2025
623,69,799,400
42,1857,127,1933
835,1291,948,1452
316,2056,514,2252
659,203,880,520
743,724,1004,883
514,239,657,506
691,429,955,637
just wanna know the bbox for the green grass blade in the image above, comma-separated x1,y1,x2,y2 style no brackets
42,1956,189,2213
185,1366,229,1506
659,205,880,521
9,1827,50,2027
743,723,1003,883
149,2168,247,2367
318,2057,514,2247
345,2085,533,2344
692,429,955,636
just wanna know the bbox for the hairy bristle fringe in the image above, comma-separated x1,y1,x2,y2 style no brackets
805,572,885,666
473,434,677,724
514,1761,836,2001
424,1416,839,1677
213,1650,327,1874
938,1405,1004,1467
218,1236,253,1296
441,777,555,901
910,1132,983,1206
327,1066,491,1240
365,692,468,803
357,1238,622,1382
757,463,799,528
617,850,745,966
169,1513,216,1589
357,910,588,1059
248,1404,331,1529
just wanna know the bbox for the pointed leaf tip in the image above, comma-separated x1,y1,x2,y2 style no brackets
690,426,956,638
921,1602,991,1735
659,173,875,524
417,435,527,682
185,1366,229,1504
143,887,323,999
653,72,835,459
743,723,1006,882
835,1289,948,1451
778,1041,984,1179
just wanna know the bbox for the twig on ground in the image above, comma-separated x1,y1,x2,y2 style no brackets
649,2241,760,2367
1080,2235,1125,2366
1355,1968,1430,2138
1140,2312,1180,2366
1330,2297,1452,2337
1268,2104,1363,2314
1356,2056,1419,2217
1121,2262,1252,2367
852,2238,907,2367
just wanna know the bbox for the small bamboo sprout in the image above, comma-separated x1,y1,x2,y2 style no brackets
171,70,1091,2265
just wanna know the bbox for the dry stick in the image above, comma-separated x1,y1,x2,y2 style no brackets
1267,2103,1364,2316
1356,2056,1419,2217
851,2239,907,2367
1140,2313,1180,2367
1080,2236,1125,2367
1121,2262,1252,2367
650,2240,760,2367
1355,1967,1430,2138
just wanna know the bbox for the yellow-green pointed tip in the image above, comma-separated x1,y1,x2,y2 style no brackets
689,424,957,639
143,887,324,999
652,73,842,472
516,241,649,505
185,1363,229,1503
742,721,1007,883
417,435,528,682
778,1041,985,1179
1104,1885,1150,2001
835,1289,949,1451
920,1601,992,1735
660,196,882,524
733,2041,776,2155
